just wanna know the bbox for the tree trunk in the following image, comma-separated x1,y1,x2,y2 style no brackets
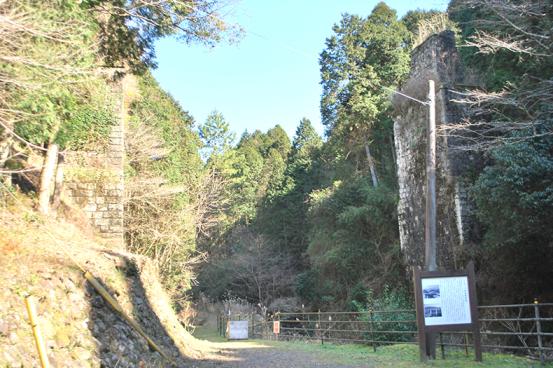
0,137,12,186
38,143,59,214
390,134,397,171
51,153,64,211
364,143,379,187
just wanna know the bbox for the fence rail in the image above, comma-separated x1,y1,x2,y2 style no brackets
218,302,553,363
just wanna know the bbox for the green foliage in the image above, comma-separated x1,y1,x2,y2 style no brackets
449,0,553,303
196,226,296,305
227,126,291,223
256,118,323,263
126,72,203,297
352,286,416,343
199,110,235,160
449,0,553,90
470,137,553,301
3,0,115,149
318,2,407,194
205,3,416,309
130,71,202,187
298,4,410,309
84,0,239,73
298,178,405,307
57,106,116,149
14,90,70,145
14,87,115,149
320,3,410,136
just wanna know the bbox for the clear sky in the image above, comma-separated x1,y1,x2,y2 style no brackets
152,0,449,140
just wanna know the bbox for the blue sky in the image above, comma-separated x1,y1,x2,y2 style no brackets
152,0,448,140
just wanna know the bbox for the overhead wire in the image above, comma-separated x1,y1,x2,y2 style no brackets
382,85,430,106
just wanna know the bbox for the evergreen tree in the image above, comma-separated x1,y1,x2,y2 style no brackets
199,110,235,161
257,118,323,264
319,2,410,185
85,0,240,72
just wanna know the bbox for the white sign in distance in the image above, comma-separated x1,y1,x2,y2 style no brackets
421,276,472,326
228,320,249,339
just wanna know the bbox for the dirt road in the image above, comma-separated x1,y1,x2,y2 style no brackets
189,339,371,368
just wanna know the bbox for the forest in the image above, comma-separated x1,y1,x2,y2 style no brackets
1,0,552,319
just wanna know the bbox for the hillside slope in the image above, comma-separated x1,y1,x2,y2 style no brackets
0,195,208,367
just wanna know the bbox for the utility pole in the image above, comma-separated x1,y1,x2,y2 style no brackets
386,80,438,359
425,80,438,360
425,79,437,272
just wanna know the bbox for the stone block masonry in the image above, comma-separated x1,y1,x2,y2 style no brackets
392,31,479,270
64,73,126,249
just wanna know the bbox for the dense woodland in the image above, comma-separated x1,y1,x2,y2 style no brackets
1,0,552,316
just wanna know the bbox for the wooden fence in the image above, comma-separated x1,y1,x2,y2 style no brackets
218,303,553,363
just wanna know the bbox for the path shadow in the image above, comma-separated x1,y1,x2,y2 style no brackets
185,333,365,368
86,250,190,367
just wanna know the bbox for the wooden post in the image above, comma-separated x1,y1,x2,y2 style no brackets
467,262,482,362
369,309,376,352
439,332,445,359
51,154,64,211
24,295,50,368
413,267,428,362
318,310,322,345
38,143,59,214
534,300,544,365
250,313,254,338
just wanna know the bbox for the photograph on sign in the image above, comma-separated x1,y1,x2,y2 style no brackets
421,276,471,326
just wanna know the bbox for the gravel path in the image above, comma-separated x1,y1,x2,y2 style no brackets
189,340,373,368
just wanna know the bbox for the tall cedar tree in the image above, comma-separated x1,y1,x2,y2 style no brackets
319,2,410,185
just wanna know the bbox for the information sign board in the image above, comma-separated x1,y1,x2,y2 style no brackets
421,276,471,326
413,262,482,362
227,320,249,340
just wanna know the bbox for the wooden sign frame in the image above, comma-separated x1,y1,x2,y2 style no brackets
413,262,482,362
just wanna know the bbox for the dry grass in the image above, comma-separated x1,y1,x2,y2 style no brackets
413,13,460,49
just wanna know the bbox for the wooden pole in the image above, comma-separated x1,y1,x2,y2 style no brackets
83,272,173,363
467,262,482,361
425,79,437,272
51,154,64,211
534,300,545,365
38,143,59,214
413,268,428,362
369,309,376,352
424,80,438,360
24,295,50,368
